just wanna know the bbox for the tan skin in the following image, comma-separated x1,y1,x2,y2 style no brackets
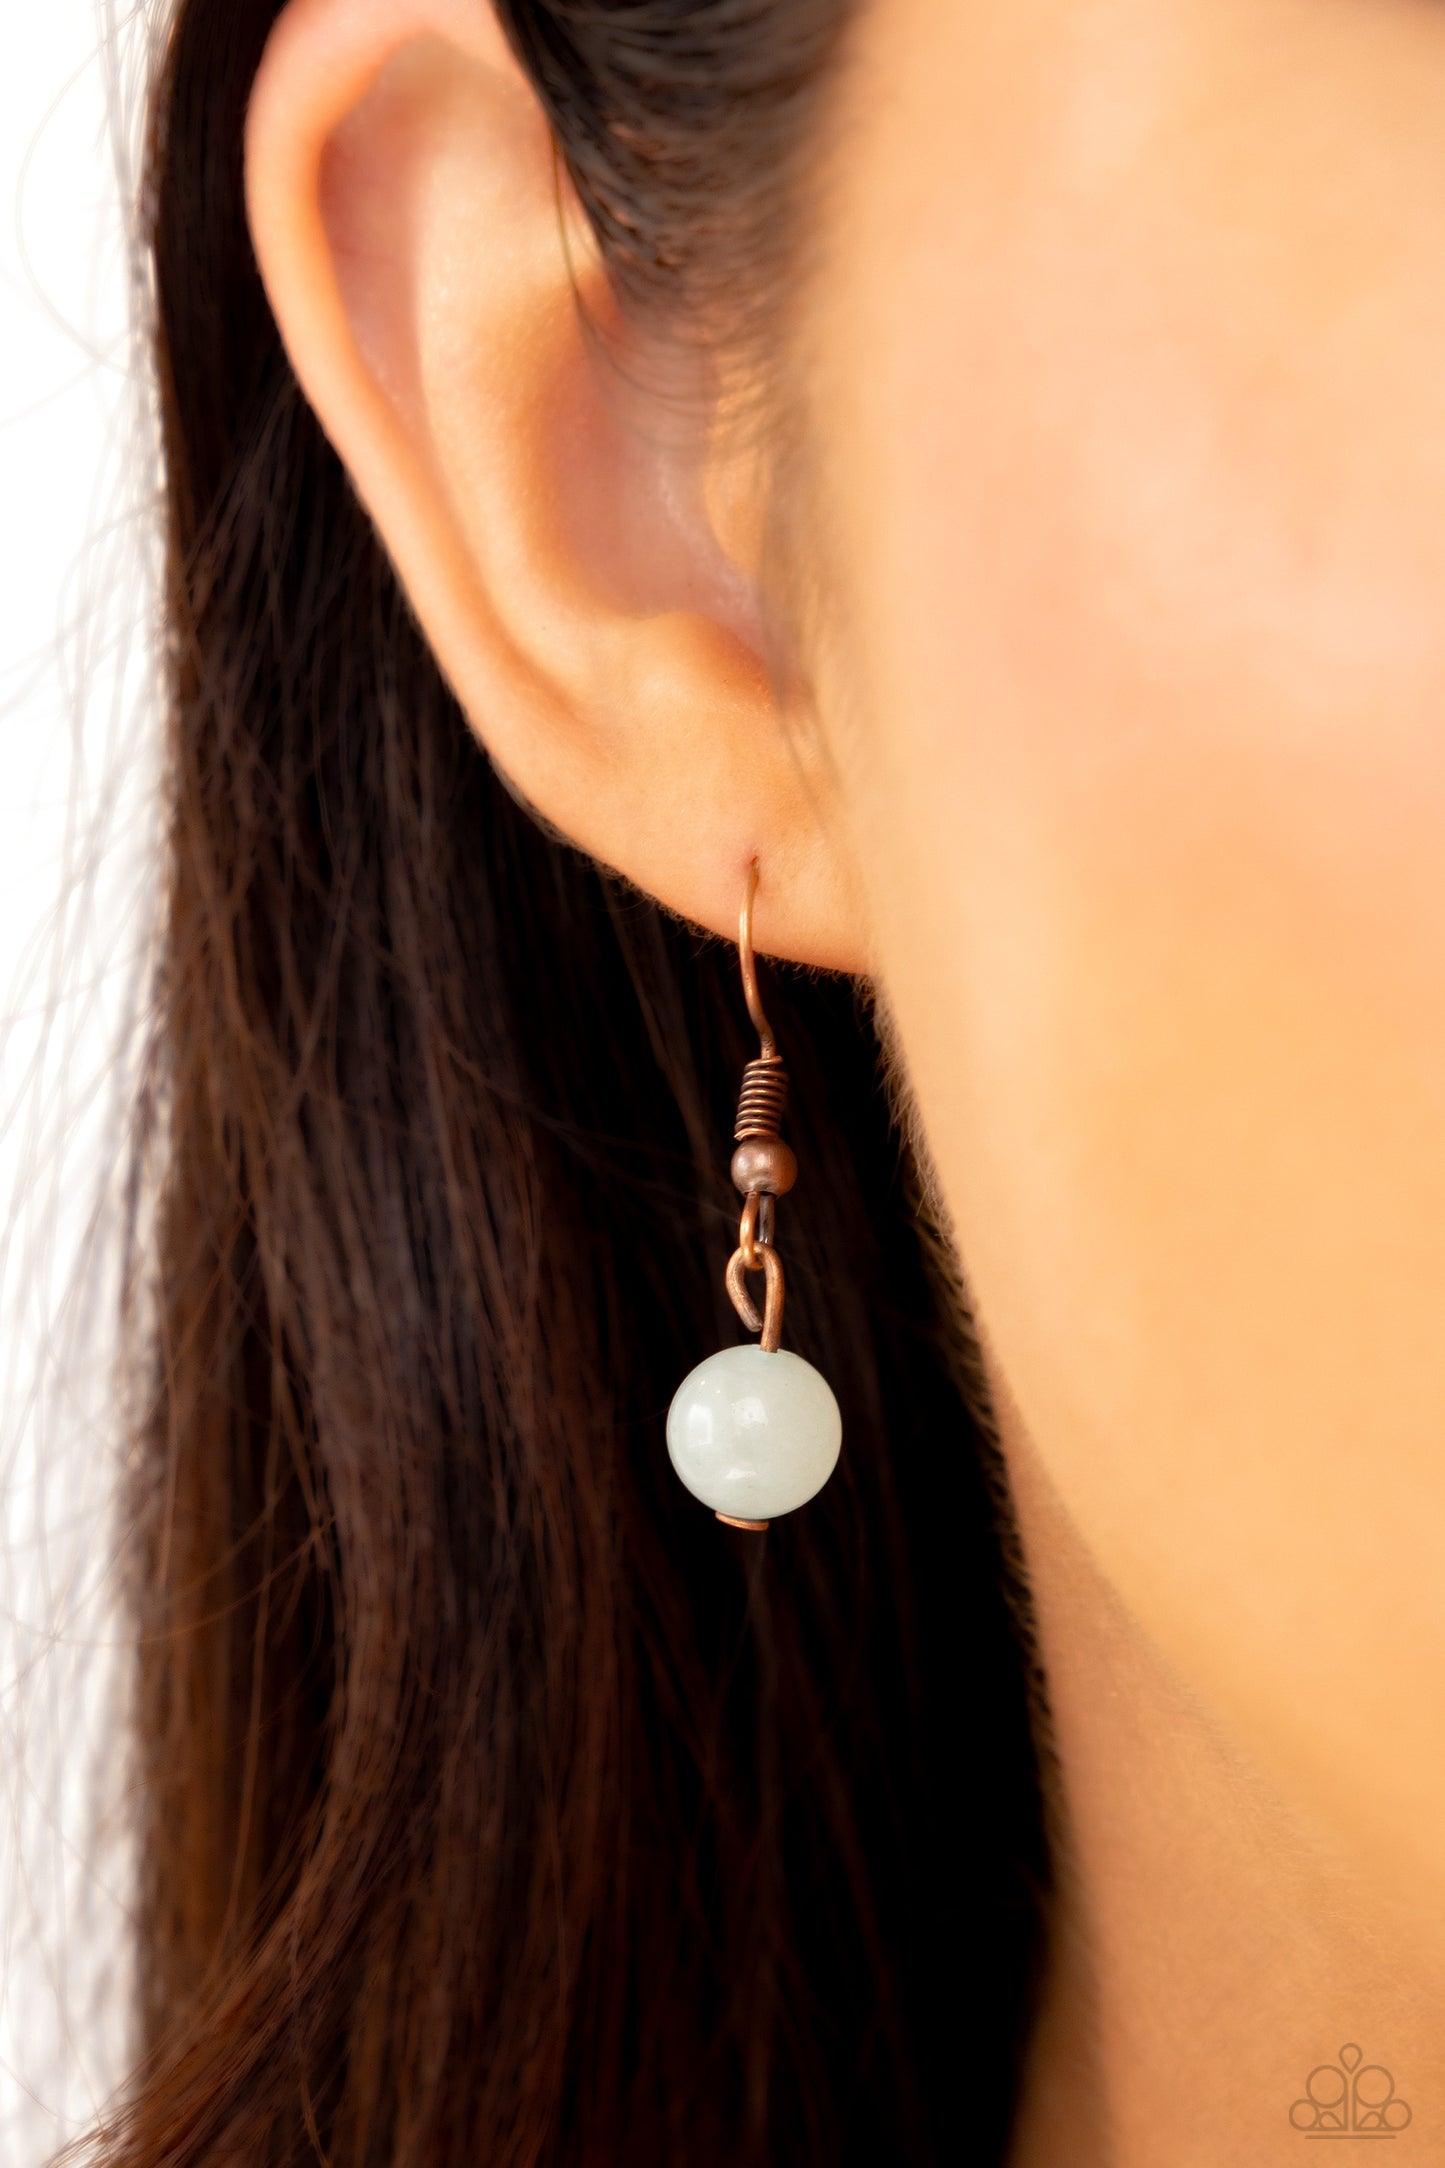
246,1,1445,2157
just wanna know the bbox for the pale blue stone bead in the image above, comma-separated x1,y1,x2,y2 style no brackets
666,1344,842,1521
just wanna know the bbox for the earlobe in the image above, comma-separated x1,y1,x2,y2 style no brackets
244,0,870,971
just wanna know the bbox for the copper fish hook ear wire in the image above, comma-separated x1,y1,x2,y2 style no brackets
715,858,795,1527
738,855,776,1058
726,857,793,1351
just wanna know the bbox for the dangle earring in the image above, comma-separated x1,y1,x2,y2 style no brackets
666,860,842,1530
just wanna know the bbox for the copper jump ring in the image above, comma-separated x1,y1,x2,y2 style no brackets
725,1244,784,1352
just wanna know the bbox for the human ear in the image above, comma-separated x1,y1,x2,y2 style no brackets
243,0,865,971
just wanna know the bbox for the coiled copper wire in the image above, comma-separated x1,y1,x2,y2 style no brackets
734,1055,788,1142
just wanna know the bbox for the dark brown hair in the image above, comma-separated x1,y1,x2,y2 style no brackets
78,3,1051,2160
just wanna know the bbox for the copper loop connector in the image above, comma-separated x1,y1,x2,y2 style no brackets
737,1190,777,1268
726,1239,785,1352
734,1186,779,1275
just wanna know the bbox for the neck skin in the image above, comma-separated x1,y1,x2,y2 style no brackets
993,1369,1445,2168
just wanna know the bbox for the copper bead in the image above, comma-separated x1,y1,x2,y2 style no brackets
730,1137,797,1197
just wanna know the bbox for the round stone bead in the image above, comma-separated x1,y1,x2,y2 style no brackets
666,1344,842,1522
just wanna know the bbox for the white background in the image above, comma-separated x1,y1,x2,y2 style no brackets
1,2,163,2155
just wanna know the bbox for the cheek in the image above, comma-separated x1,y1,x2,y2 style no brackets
813,0,1445,1754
